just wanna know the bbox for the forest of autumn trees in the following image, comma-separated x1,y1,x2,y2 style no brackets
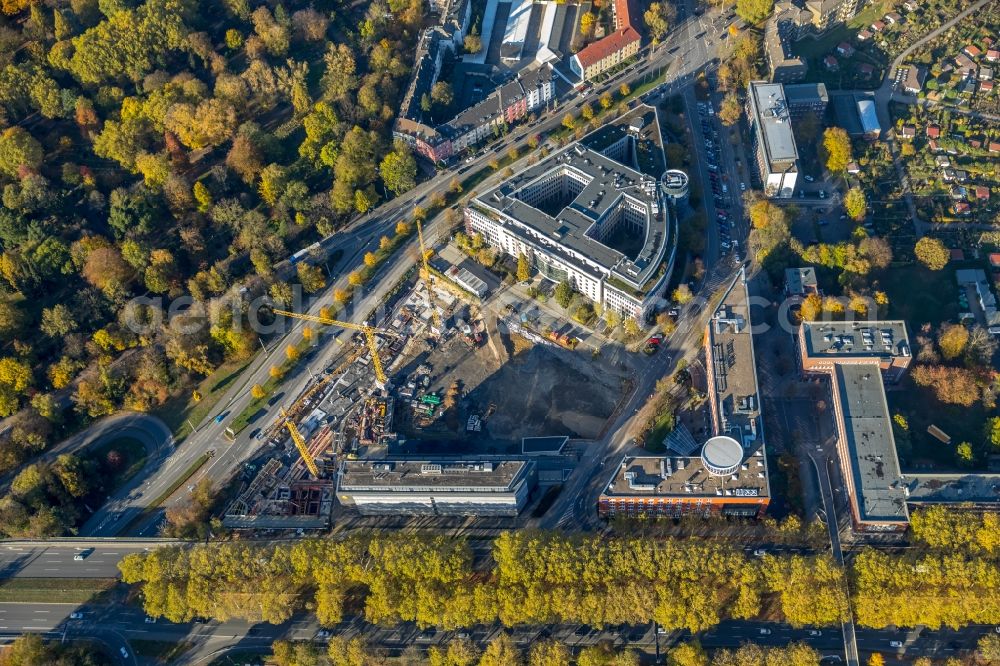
119,532,850,630
119,517,1000,634
0,0,426,484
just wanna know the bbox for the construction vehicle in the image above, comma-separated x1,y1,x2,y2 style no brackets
279,407,319,477
272,309,393,388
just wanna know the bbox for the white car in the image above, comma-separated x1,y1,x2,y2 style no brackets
69,612,83,619
809,630,822,636
120,648,129,658
889,641,903,648
145,616,156,624
760,628,772,635
317,629,331,638
804,175,815,182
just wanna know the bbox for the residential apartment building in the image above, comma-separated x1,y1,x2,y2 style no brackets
765,2,810,82
805,0,862,31
570,0,641,81
394,65,555,163
747,81,800,198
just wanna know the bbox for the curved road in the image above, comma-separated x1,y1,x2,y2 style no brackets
0,412,171,491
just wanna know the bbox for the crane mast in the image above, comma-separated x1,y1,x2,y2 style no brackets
279,407,319,477
271,309,389,387
416,219,441,331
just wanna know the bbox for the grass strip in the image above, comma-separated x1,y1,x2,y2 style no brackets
0,578,116,604
148,452,212,508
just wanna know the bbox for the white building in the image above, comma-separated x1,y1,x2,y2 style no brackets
336,459,537,516
465,140,677,320
746,81,800,199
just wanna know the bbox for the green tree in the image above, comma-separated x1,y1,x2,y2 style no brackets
297,263,326,293
40,304,78,338
986,417,1000,450
668,641,708,666
528,640,571,666
464,32,482,54
843,187,867,221
193,181,212,213
672,284,694,305
735,0,774,24
0,357,32,417
431,81,454,107
380,144,418,196
478,634,521,666
0,127,43,177
718,93,742,126
821,127,852,173
554,280,573,308
978,634,1000,665
937,323,969,360
914,237,949,270
0,634,52,666
643,2,675,41
516,253,531,282
623,316,641,338
956,441,975,466
269,281,294,306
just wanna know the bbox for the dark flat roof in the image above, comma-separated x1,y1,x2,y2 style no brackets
834,364,908,523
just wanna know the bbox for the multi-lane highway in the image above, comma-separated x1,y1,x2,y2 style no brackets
0,542,163,579
2,599,997,666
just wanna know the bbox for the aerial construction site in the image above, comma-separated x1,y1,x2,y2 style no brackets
224,111,671,529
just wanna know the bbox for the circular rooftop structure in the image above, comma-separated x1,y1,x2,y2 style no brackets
662,169,690,200
702,436,744,476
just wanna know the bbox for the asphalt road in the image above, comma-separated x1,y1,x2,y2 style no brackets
3,599,998,666
0,543,157,579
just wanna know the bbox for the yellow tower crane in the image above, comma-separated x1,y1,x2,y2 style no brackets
416,219,440,331
279,407,319,477
271,309,391,388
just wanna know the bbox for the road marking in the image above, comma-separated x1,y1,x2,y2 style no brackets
33,611,49,614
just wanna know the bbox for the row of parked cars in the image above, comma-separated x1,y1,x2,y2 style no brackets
698,102,742,260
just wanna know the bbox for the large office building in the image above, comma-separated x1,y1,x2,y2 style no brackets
797,321,912,382
747,82,800,199
829,364,909,531
784,82,829,117
465,134,676,320
798,320,913,532
599,270,770,519
336,459,537,516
